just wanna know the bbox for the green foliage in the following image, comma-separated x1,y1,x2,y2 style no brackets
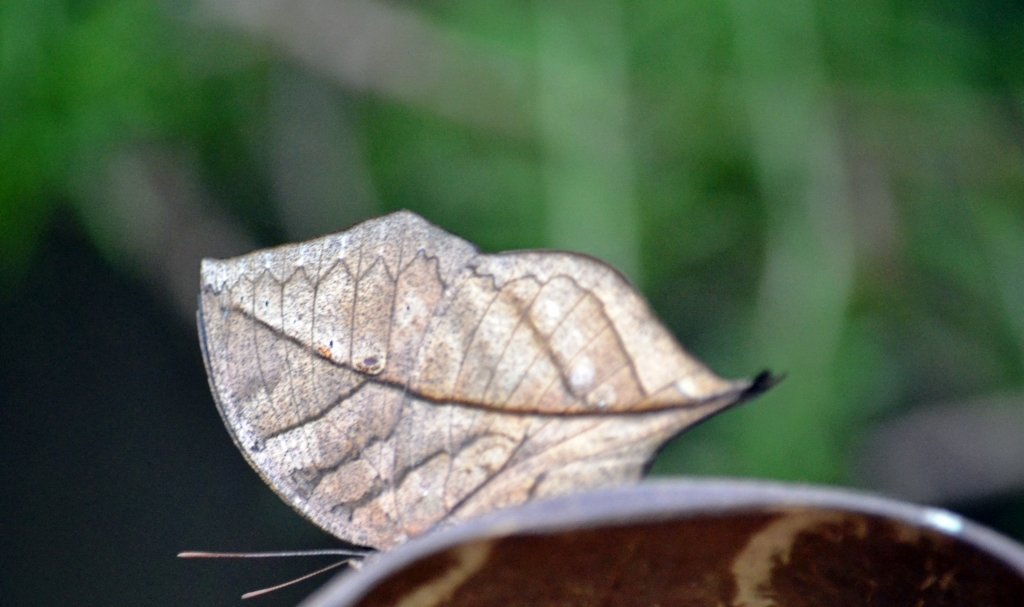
1,0,191,270
2,0,1022,488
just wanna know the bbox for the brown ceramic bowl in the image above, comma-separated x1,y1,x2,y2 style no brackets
301,479,1024,607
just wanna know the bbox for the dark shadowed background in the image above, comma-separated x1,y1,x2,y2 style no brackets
2,1,1023,605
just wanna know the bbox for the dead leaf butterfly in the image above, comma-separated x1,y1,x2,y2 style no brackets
197,211,774,550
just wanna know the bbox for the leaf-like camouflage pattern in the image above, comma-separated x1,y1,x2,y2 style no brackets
199,211,771,549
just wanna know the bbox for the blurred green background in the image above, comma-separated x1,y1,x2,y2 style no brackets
3,1,1023,605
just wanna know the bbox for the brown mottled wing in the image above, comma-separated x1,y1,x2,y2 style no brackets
198,211,770,550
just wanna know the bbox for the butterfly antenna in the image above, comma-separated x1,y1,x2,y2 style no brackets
178,548,372,599
178,548,369,559
240,559,352,599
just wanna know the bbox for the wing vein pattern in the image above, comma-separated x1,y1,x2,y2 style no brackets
198,211,767,550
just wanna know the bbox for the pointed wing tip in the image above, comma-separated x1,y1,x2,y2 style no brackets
742,370,784,400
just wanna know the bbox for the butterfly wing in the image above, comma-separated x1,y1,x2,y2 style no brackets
198,211,770,549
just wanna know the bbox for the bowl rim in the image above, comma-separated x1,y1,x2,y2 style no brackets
300,478,1024,607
